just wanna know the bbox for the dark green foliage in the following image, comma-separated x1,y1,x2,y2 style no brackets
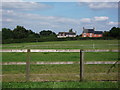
13,26,28,39
2,28,13,39
2,26,57,44
0,31,1,44
69,28,73,32
103,27,120,39
39,30,56,37
109,27,120,38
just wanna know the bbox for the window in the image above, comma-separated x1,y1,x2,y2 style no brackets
90,33,92,37
84,33,86,37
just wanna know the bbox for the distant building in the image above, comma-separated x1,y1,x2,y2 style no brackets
82,27,103,37
57,32,76,38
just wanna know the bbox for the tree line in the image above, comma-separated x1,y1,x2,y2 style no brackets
1,25,120,44
103,27,120,39
2,26,57,44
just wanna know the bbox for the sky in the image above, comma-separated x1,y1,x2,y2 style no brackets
1,0,119,35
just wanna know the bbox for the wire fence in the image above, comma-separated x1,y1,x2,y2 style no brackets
1,49,119,82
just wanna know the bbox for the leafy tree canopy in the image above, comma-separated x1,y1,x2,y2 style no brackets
2,28,13,39
69,28,73,32
39,30,56,37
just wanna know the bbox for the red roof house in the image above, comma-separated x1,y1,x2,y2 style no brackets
82,27,103,37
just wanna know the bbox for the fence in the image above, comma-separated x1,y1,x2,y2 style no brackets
1,49,119,82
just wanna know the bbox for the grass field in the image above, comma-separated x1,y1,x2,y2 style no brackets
2,52,118,62
2,64,118,82
2,40,119,49
2,40,119,88
2,81,118,88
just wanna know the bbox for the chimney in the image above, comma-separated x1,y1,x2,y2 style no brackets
75,31,77,34
93,27,95,30
83,27,85,30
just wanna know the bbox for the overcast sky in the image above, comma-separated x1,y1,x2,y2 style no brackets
2,0,119,34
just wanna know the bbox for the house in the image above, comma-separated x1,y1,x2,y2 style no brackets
57,32,76,38
82,27,103,37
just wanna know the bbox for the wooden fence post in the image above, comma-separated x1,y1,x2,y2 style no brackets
26,49,30,82
80,49,84,81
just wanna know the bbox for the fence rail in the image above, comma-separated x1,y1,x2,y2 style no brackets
1,61,119,65
0,49,119,52
2,49,119,82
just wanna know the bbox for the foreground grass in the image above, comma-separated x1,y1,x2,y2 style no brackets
2,81,118,88
2,40,118,49
2,64,118,82
3,64,118,74
2,52,118,62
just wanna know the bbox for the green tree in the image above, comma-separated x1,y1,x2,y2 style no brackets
109,27,120,38
27,30,40,38
13,26,28,39
69,28,73,32
103,31,110,37
103,27,120,39
39,30,56,37
2,28,13,39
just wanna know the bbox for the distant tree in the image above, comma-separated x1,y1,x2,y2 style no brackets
103,27,120,39
109,27,120,38
27,30,40,38
103,31,110,37
13,26,28,39
39,30,56,37
79,34,82,37
2,28,13,39
69,28,73,32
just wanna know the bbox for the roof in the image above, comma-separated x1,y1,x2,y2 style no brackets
83,29,94,33
94,31,103,34
83,28,103,34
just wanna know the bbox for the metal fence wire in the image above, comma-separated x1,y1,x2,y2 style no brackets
27,50,80,82
2,49,119,82
84,51,118,81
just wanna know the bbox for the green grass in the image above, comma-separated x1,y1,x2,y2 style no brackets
2,52,118,62
2,81,118,88
2,64,118,82
2,40,119,88
2,40,119,49
3,64,79,74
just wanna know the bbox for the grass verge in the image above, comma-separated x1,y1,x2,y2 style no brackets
2,81,118,88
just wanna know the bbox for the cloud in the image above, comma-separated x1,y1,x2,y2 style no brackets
2,0,119,2
78,0,119,2
3,8,117,34
78,2,118,9
2,2,52,11
2,9,81,33
80,18,91,23
3,18,13,22
108,21,119,25
94,16,109,21
88,2,118,9
2,2,118,34
2,0,23,2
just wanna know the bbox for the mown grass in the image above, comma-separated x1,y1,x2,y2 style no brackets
2,64,118,82
2,52,118,62
2,40,119,88
2,40,118,49
2,64,118,74
2,81,118,88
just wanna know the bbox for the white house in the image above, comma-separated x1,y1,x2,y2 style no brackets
57,32,76,38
